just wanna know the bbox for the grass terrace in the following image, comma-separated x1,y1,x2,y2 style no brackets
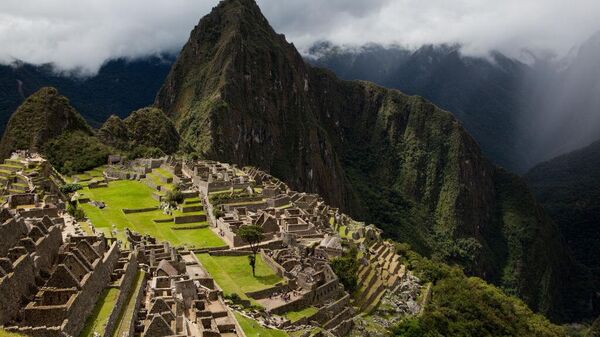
111,271,145,337
283,306,319,323
79,288,120,337
65,166,106,185
196,254,282,304
79,180,224,248
234,312,288,337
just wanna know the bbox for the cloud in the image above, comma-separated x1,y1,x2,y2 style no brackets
0,0,599,74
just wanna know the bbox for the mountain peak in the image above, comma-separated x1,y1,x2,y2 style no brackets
0,87,91,158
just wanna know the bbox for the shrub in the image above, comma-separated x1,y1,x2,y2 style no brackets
330,247,359,293
60,183,83,194
66,202,86,221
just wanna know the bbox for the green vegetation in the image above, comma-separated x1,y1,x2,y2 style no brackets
283,306,319,323
80,288,120,337
79,180,224,248
44,131,111,175
98,107,180,155
0,87,111,175
525,140,600,284
330,247,359,293
0,329,27,337
209,192,254,206
234,312,288,337
60,183,83,194
392,245,567,337
112,271,145,337
196,254,281,303
589,316,600,337
0,87,92,159
67,201,86,221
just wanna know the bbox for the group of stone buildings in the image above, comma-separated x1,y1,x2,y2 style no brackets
0,153,422,337
166,159,423,336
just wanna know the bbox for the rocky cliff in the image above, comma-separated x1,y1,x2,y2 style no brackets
155,0,594,321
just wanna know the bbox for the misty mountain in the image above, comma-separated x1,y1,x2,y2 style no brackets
306,37,600,173
525,31,600,164
0,56,174,133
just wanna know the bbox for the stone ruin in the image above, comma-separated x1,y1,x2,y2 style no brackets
0,208,127,337
128,234,244,337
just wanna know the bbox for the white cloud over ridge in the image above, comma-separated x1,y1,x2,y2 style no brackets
0,0,599,74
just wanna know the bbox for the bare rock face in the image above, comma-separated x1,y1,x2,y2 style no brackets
155,0,594,321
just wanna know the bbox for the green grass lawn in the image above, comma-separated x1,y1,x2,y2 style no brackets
80,288,120,337
234,313,288,337
283,306,319,323
153,167,173,178
79,180,224,248
196,254,282,303
0,330,28,337
111,271,144,337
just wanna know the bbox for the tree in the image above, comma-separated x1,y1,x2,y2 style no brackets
238,225,264,276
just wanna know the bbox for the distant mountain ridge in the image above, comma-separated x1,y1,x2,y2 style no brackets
0,56,174,133
306,42,536,172
155,0,595,321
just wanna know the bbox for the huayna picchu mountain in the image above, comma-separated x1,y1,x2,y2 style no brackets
155,0,595,321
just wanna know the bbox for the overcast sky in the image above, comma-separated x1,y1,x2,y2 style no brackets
0,0,599,74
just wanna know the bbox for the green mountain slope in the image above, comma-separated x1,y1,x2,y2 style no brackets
99,107,180,155
155,0,594,321
0,87,110,173
525,140,600,283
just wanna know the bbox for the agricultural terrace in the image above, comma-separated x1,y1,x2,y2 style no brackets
234,313,288,337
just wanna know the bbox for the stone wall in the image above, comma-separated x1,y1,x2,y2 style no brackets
32,225,62,273
260,250,287,278
122,207,159,214
102,250,139,337
60,242,121,336
8,194,36,209
209,250,252,257
18,208,59,219
0,254,36,325
174,214,207,224
245,283,290,300
0,217,27,256
125,272,148,337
